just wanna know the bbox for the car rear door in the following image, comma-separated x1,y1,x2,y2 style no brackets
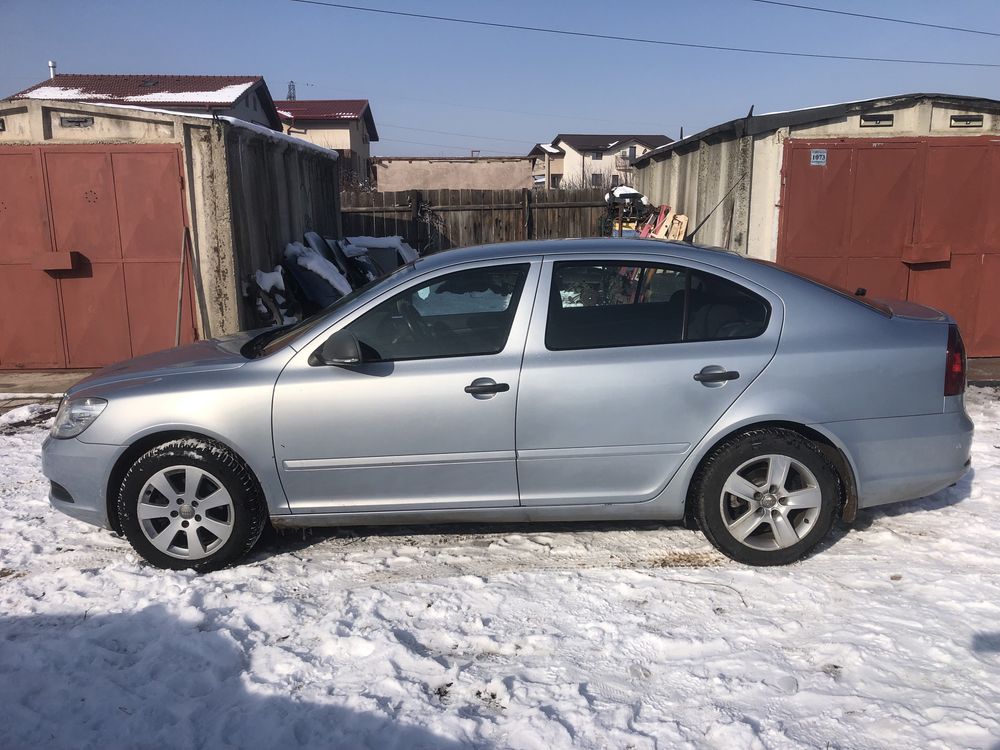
272,258,540,513
515,253,782,506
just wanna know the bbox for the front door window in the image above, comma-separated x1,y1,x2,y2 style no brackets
345,264,530,361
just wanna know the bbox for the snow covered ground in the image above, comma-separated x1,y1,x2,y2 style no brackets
1,389,998,749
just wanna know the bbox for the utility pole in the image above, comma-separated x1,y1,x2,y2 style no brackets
287,80,296,101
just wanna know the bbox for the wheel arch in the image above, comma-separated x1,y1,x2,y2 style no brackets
105,430,266,534
685,419,860,524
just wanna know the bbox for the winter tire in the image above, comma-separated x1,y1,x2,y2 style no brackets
692,428,839,566
117,438,267,572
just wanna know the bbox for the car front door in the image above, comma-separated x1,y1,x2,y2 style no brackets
273,259,539,513
515,254,781,506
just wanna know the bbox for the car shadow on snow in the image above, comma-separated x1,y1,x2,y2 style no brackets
252,519,692,559
0,605,470,750
809,467,976,558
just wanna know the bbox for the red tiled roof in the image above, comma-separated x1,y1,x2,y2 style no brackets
8,73,262,107
275,99,368,121
275,99,378,141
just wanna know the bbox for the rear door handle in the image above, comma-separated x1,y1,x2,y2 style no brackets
465,378,510,397
693,366,740,384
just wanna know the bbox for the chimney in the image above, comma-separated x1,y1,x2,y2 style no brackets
48,60,57,79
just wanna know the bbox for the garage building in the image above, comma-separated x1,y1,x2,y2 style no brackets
0,98,341,370
633,93,1000,356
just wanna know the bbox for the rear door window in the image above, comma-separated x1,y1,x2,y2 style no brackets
546,261,769,351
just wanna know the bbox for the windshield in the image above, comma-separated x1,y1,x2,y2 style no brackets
242,262,417,358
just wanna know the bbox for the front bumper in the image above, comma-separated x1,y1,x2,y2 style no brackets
41,435,123,529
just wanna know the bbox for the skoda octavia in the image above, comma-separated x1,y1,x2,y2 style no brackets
42,239,973,570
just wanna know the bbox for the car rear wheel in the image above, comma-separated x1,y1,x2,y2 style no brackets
117,438,267,572
692,428,839,565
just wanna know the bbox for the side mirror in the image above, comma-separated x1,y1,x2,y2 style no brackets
309,330,364,367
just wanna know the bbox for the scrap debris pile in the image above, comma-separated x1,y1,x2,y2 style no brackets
601,186,688,241
250,234,419,327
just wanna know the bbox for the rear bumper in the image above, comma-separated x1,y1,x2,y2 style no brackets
821,409,974,509
41,435,122,529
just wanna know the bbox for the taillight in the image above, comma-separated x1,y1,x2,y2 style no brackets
944,323,966,396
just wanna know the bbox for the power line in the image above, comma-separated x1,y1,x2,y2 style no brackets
380,122,531,145
747,0,1000,39
288,0,1000,68
289,81,671,128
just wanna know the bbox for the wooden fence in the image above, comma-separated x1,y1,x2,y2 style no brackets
341,188,609,252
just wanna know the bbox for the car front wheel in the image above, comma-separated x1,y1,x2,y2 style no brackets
117,438,267,571
692,428,839,566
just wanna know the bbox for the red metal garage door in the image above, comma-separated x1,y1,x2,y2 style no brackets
777,136,1000,356
0,145,196,370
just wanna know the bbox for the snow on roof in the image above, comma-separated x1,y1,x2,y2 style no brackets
218,116,340,160
9,74,261,107
124,82,255,104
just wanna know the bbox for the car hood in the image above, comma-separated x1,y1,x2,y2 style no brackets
66,332,255,396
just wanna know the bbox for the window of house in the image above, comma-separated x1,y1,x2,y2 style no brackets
628,146,637,159
345,264,530,361
592,151,603,160
591,174,603,187
545,262,770,351
550,174,562,189
611,174,620,187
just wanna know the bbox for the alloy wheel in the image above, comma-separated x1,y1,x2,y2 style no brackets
719,453,823,551
137,465,235,560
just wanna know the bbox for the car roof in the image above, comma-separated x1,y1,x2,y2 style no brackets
412,238,750,273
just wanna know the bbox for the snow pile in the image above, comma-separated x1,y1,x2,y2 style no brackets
605,186,650,205
284,241,352,296
1,388,999,748
347,236,419,264
254,266,285,295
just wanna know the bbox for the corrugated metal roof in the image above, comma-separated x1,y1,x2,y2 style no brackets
634,93,1000,166
554,133,673,152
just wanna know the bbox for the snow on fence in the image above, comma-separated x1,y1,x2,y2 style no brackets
340,188,608,253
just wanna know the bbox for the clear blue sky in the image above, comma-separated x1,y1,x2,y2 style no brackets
3,0,1000,156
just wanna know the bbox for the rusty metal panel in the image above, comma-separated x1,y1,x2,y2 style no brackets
0,150,52,265
59,260,133,368
915,142,996,256
0,267,66,369
908,255,981,344
0,148,66,368
111,151,187,260
778,143,854,258
970,255,1000,356
125,262,196,357
847,143,919,258
44,151,122,260
845,258,909,300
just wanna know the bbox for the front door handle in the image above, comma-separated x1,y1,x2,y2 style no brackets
693,366,740,384
464,378,510,398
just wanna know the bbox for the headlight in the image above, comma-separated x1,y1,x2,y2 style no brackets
50,397,108,439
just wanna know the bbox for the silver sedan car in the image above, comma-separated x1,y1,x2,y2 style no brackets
42,239,973,570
